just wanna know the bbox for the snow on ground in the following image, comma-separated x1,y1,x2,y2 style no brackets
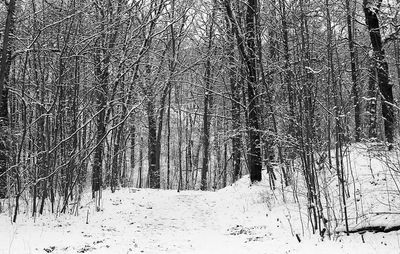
1,143,400,253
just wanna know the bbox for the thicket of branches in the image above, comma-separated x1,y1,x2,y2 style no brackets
0,0,399,235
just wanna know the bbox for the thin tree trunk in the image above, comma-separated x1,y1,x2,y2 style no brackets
130,123,135,187
346,0,361,142
177,86,183,192
367,57,378,139
137,135,143,188
167,89,171,189
201,3,215,191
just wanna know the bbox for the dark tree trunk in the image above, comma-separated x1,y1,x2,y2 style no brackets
167,89,171,189
0,0,16,199
130,123,135,187
346,0,361,142
245,0,262,182
92,45,107,200
111,119,124,192
147,99,159,188
363,0,395,144
279,0,295,144
177,86,183,191
201,84,211,191
138,136,143,188
225,15,242,183
224,0,262,183
154,84,171,186
0,89,8,199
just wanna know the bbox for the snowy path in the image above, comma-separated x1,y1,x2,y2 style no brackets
1,189,274,254
1,185,400,253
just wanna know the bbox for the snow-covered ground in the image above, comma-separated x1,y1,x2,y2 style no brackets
1,144,400,253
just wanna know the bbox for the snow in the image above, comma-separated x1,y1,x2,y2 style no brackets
1,144,400,253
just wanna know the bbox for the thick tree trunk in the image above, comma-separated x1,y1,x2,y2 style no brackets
0,89,8,199
92,46,107,200
224,0,262,183
0,0,16,199
363,0,395,144
111,119,124,192
225,16,242,183
147,99,159,188
245,0,262,182
154,84,171,185
92,0,123,201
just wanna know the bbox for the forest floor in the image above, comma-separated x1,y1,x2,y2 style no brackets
1,144,400,253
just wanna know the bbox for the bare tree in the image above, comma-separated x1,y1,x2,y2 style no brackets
363,0,395,145
0,0,16,199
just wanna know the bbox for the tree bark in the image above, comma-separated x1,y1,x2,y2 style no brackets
346,0,361,142
147,98,159,188
363,0,395,144
92,44,106,200
0,0,16,199
225,15,242,183
245,0,262,182
201,2,215,191
367,56,378,139
224,0,262,183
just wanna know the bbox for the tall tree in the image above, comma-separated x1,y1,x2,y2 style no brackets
245,0,262,182
92,0,124,201
346,0,361,142
200,1,215,191
224,0,262,183
0,0,17,199
363,0,395,145
225,15,242,183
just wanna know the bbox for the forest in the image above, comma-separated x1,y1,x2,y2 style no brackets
1,0,400,252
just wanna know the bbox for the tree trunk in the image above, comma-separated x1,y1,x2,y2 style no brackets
346,0,361,142
367,57,378,139
200,4,215,191
363,0,395,144
0,0,16,199
92,45,107,201
245,0,262,182
225,15,242,183
167,89,171,189
138,136,143,188
130,123,135,187
147,99,159,188
224,0,262,183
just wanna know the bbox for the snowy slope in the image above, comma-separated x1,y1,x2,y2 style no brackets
1,144,400,253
